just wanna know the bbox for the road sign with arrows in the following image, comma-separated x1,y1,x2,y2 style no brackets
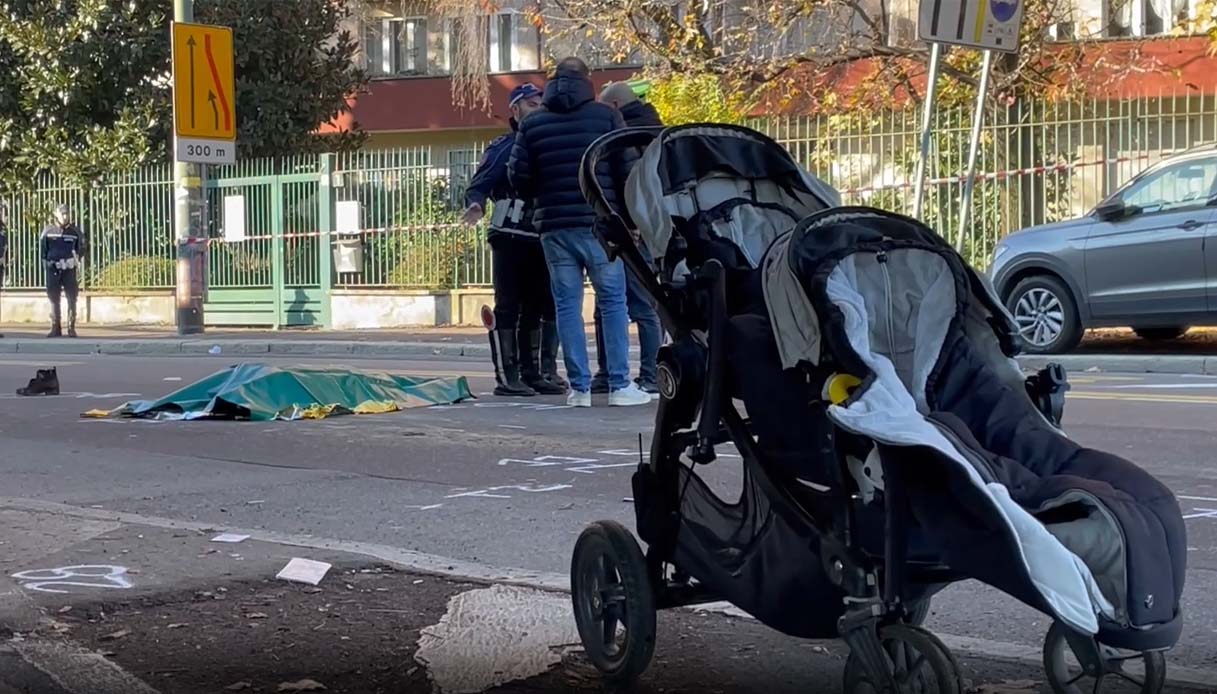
171,21,236,164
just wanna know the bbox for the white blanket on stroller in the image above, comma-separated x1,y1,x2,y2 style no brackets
821,253,1117,635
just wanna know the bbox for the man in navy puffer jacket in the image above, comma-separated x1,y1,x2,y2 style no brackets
508,57,650,408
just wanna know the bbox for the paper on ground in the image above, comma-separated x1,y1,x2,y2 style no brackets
276,558,331,586
210,533,250,544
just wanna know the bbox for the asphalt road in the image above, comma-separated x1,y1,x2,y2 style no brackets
1,353,1217,683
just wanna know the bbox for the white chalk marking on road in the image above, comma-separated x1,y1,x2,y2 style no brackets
445,483,572,499
498,424,527,429
1183,508,1217,520
1179,495,1217,503
163,377,183,382
498,455,597,468
4,496,1216,689
566,462,637,474
10,565,133,594
0,359,84,367
10,640,161,694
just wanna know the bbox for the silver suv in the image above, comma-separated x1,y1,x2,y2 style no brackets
988,144,1217,354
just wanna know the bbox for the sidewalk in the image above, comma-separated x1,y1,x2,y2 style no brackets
2,504,1204,694
1,324,1216,374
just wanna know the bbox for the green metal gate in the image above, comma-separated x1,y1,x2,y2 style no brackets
202,156,334,328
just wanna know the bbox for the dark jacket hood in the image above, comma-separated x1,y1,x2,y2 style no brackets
542,69,595,114
620,100,663,128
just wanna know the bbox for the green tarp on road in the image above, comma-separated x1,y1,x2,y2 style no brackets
84,363,474,421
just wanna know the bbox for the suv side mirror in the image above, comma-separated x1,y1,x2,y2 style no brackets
1095,199,1132,221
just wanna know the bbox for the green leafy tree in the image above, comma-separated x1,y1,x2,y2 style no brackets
0,0,367,194
646,73,750,125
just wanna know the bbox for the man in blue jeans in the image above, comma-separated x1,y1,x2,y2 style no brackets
508,57,650,407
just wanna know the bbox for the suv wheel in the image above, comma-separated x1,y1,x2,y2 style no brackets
1133,326,1189,341
1005,276,1083,354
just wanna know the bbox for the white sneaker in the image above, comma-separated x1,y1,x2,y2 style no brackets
567,390,592,408
609,383,653,407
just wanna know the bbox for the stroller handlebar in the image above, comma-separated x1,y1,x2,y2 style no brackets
578,126,664,224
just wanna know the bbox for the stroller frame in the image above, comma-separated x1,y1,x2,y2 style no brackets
569,127,1163,694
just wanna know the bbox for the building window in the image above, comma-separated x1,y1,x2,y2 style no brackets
1105,0,1190,36
364,15,454,77
489,11,541,73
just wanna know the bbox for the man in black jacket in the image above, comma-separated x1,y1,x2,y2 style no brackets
587,82,665,394
507,57,650,408
462,83,566,397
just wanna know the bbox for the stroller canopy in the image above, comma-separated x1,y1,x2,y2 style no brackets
624,124,840,269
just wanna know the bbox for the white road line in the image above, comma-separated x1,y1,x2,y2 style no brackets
1103,384,1217,390
1,496,1215,688
1180,496,1217,503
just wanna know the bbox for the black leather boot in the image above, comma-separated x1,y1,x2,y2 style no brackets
47,303,62,338
490,329,535,397
539,320,567,390
17,367,59,396
521,328,565,395
66,305,78,338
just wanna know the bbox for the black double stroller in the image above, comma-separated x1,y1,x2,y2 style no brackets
569,123,1187,693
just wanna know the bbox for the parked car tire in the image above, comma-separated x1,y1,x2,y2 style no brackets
1133,326,1189,341
1005,276,1083,355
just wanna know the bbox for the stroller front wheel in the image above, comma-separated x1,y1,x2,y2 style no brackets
1043,622,1167,694
571,520,657,684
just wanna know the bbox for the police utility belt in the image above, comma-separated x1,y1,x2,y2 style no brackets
50,257,79,271
489,198,537,239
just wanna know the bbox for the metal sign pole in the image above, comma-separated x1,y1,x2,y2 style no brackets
912,42,943,219
957,49,994,251
173,0,206,335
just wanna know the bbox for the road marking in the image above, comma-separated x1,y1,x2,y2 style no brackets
0,359,84,367
1,496,1214,688
1184,508,1217,520
1102,383,1217,390
1180,495,1217,503
1070,390,1217,405
11,565,133,594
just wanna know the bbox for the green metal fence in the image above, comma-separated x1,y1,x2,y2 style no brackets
1,166,176,291
753,88,1217,266
3,90,1214,301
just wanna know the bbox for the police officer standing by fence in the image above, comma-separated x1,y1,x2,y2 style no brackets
462,84,567,396
41,204,85,338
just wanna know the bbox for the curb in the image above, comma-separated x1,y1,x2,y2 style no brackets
0,339,644,361
1019,354,1217,376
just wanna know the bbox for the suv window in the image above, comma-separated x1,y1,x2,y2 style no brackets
1119,156,1217,214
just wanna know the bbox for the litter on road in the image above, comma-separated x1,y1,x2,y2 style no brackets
276,558,331,586
210,533,250,544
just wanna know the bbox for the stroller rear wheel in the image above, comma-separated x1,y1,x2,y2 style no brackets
843,624,963,694
571,520,657,684
1043,622,1166,694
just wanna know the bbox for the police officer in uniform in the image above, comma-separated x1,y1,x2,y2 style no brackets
40,204,85,338
462,84,566,396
